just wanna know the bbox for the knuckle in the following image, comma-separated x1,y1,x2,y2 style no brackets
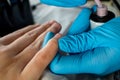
31,38,43,50
0,46,8,54
25,31,38,38
27,24,38,28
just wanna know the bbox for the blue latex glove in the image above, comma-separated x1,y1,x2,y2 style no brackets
42,32,55,47
50,9,120,75
40,0,87,7
67,8,91,35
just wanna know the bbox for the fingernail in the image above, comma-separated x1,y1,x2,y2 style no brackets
42,32,55,48
53,33,62,40
52,23,62,33
48,20,56,24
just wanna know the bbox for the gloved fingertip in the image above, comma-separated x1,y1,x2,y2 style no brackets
80,8,92,16
91,5,97,12
42,32,55,48
67,8,91,35
58,38,69,52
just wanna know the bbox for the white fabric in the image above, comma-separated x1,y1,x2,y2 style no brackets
32,4,82,35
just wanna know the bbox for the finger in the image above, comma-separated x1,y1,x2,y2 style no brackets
59,31,97,53
5,21,54,55
67,8,91,35
50,47,118,75
21,34,62,80
0,24,40,45
15,23,61,69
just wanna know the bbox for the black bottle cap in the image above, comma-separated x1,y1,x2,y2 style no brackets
90,11,115,23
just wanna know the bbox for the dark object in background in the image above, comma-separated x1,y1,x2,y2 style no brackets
114,71,120,80
0,0,34,36
113,0,120,11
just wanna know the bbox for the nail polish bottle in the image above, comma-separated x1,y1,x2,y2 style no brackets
90,1,115,29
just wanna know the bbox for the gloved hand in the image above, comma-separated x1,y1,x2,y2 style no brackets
40,0,87,7
50,7,120,75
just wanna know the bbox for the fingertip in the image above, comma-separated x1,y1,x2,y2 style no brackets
48,20,57,24
42,32,55,48
49,22,62,35
53,33,62,40
52,23,62,32
42,32,62,49
46,33,62,47
58,38,68,52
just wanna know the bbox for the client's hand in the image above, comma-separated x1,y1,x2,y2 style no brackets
0,21,61,80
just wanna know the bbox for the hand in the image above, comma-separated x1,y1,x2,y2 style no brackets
0,21,61,80
50,9,120,75
40,0,87,7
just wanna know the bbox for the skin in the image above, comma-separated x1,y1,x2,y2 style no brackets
0,21,62,80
